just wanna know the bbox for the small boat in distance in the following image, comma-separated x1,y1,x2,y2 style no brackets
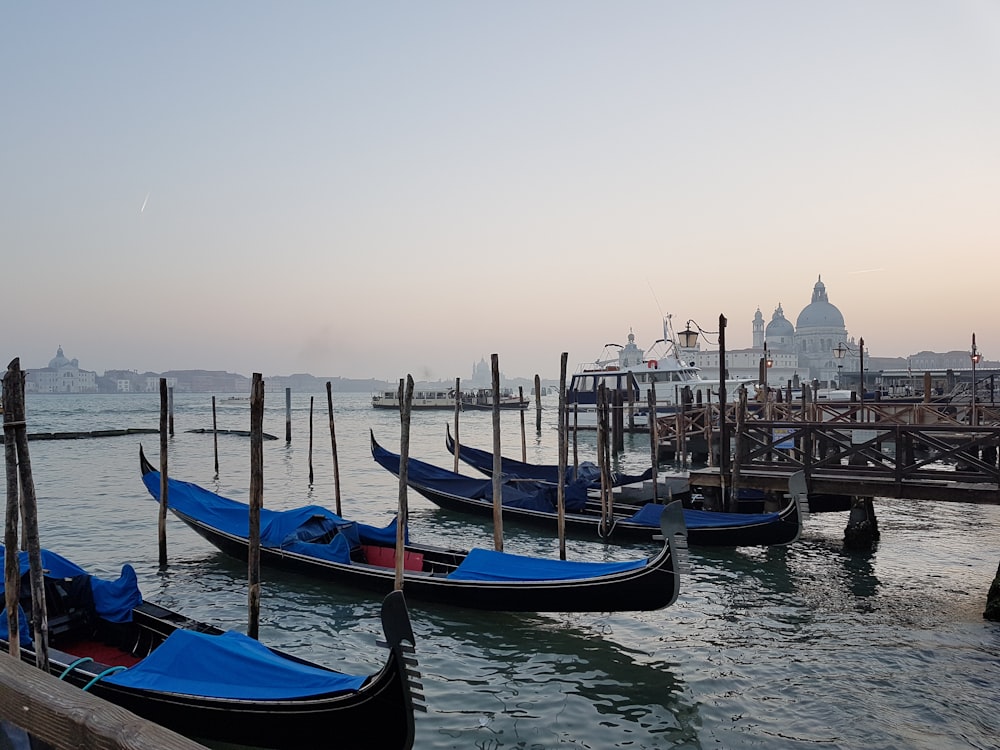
372,388,460,410
0,544,419,750
139,446,688,613
461,387,529,410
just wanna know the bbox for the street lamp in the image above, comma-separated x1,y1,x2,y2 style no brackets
970,333,982,426
678,321,700,349
833,337,865,408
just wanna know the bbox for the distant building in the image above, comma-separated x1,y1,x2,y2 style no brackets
25,346,98,393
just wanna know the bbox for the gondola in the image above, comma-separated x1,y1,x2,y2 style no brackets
138,446,686,613
374,432,806,547
0,544,419,750
446,423,659,489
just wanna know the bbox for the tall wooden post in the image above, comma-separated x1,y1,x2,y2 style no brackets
491,354,504,551
452,377,461,474
3,364,23,659
285,387,292,443
552,354,566,560
4,359,48,669
717,314,730,510
326,382,342,516
519,386,526,461
211,396,219,476
247,373,264,640
308,396,315,486
396,376,414,590
158,378,169,567
168,386,174,437
534,374,542,433
647,386,659,504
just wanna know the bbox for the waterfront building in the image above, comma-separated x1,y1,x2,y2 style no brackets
25,346,98,393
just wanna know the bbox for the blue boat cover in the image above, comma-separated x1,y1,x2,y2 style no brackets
372,439,592,512
450,436,652,488
0,545,142,624
141,471,404,564
447,548,647,582
628,503,781,528
104,629,365,699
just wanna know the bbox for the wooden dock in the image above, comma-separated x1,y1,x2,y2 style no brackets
657,401,1000,504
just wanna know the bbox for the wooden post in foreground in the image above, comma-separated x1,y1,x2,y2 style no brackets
519,386,526,462
534,374,542,433
491,354,504,552
248,373,264,640
211,396,219,476
557,353,568,560
396,376,414,591
453,377,461,474
158,378,169,568
3,359,48,668
326,382,342,516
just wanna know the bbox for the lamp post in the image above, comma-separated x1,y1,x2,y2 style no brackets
970,333,982,426
834,338,865,411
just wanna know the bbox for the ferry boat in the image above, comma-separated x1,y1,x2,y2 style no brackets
567,315,754,430
371,387,460,410
461,387,529,410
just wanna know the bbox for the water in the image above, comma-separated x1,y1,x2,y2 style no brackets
7,391,1000,749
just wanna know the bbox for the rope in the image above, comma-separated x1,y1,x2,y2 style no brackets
58,656,94,679
82,665,127,691
2,421,26,429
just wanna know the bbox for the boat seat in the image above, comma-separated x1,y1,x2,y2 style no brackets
360,545,424,572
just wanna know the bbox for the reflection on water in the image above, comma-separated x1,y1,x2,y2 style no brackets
10,392,1000,749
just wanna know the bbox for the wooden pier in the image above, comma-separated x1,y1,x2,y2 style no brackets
656,400,1000,504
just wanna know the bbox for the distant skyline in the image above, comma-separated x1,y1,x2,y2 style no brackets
3,3,997,381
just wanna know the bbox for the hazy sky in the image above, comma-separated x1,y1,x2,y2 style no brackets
3,2,997,381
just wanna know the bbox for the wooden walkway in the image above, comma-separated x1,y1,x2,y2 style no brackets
657,401,1000,504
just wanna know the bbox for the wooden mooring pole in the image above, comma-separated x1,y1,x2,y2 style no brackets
557,353,568,560
534,374,542,433
3,358,49,670
247,373,264,640
396,376,414,591
158,378,169,568
491,354,504,552
519,386,526,462
211,396,219,476
285,387,292,443
326,382,342,516
452,377,461,474
308,395,314,486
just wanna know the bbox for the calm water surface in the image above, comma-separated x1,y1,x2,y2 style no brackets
9,392,1000,749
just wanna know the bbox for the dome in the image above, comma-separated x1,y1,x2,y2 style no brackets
765,304,795,338
48,345,70,369
796,276,844,329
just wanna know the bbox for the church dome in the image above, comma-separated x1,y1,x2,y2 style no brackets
796,276,844,329
48,346,70,369
765,304,795,339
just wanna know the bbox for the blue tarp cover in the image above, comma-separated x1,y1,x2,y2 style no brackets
104,629,365,699
449,435,653,487
141,471,403,563
447,548,647,582
628,503,781,529
0,545,142,624
372,439,591,512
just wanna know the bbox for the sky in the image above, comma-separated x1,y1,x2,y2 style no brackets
3,2,998,381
